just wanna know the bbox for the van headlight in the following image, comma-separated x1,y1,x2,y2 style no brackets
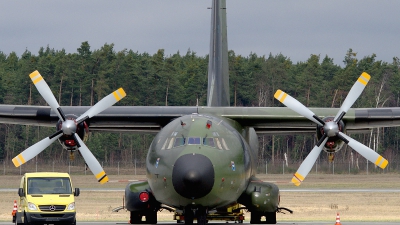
27,202,38,211
67,202,75,210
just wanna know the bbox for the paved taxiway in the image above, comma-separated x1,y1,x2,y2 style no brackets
4,188,400,193
2,189,398,224
2,222,400,225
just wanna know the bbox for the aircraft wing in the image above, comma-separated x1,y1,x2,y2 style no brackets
0,105,399,134
0,105,197,133
199,107,400,134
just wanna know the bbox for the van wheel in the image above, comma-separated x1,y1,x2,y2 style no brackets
15,212,23,225
23,213,29,225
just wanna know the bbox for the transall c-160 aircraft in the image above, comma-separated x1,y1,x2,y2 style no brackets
4,0,397,224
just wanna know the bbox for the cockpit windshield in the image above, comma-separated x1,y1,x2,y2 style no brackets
173,137,185,147
203,137,215,147
163,135,229,150
188,137,201,145
27,177,72,194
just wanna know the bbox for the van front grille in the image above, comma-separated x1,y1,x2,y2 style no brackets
39,214,64,217
39,205,66,212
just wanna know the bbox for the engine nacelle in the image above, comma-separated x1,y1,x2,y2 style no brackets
316,117,346,153
56,114,89,151
125,180,160,212
238,177,279,213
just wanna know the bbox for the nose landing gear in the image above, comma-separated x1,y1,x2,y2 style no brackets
183,207,207,225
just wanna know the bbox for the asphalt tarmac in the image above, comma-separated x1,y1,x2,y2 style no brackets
2,222,400,225
4,188,400,192
2,189,398,225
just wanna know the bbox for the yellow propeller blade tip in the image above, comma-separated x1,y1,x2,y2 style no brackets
291,172,304,186
12,157,21,167
99,176,109,184
274,90,283,99
274,90,288,103
380,159,388,169
291,177,301,186
361,72,371,80
29,70,40,78
113,88,127,101
117,88,127,98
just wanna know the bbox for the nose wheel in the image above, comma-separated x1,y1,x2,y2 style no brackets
196,208,207,225
184,207,194,225
183,207,207,225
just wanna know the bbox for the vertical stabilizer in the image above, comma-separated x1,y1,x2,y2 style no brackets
207,0,230,107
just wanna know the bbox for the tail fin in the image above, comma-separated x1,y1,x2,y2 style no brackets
207,0,230,107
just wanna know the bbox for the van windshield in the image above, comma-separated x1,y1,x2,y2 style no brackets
27,177,72,194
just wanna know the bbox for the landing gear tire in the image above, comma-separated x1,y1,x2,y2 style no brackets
250,211,261,224
196,209,207,225
130,211,142,224
145,210,157,224
184,208,194,225
130,210,157,224
250,211,276,224
264,212,276,224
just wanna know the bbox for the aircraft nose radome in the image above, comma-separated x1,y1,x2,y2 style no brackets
172,154,214,199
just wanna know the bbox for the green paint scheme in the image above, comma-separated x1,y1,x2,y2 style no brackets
146,114,254,208
2,1,400,224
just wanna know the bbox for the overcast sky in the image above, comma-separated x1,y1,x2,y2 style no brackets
1,1,399,66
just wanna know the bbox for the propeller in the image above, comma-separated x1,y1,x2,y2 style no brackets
12,131,63,167
73,133,109,184
12,70,126,184
274,72,388,186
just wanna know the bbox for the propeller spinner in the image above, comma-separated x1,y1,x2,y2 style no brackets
274,72,388,186
12,70,126,184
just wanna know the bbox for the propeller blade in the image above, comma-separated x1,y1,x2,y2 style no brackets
29,71,65,121
76,88,126,123
334,72,370,122
292,137,328,186
274,90,324,126
74,133,109,184
12,131,63,167
338,132,388,169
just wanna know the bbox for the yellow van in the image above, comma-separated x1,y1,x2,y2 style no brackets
15,172,79,225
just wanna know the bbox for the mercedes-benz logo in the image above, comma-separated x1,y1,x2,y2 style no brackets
49,205,56,211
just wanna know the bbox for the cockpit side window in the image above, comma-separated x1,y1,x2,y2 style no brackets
161,139,168,150
221,138,230,150
167,138,175,149
215,138,223,150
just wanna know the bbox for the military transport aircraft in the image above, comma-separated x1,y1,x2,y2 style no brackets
2,0,398,224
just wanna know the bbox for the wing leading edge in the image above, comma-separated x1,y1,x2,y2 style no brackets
1,105,400,133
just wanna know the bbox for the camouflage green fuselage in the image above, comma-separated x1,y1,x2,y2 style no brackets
146,113,257,209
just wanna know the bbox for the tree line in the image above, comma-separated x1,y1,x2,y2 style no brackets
1,42,400,169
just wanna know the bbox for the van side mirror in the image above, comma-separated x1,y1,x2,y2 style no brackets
74,188,80,197
18,188,24,197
